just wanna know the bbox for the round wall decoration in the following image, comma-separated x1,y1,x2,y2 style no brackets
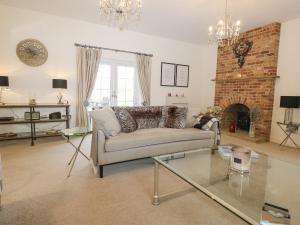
16,39,48,67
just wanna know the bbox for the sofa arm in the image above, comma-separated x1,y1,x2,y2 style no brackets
90,126,106,167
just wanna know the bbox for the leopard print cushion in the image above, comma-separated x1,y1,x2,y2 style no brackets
129,106,162,129
113,106,162,129
159,106,187,129
113,108,137,133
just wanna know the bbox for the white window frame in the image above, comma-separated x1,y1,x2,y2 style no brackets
91,58,141,106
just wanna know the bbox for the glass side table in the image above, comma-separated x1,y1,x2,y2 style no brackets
61,127,92,177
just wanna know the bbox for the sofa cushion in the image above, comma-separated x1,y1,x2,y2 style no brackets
90,107,121,138
113,106,162,129
114,108,137,133
105,128,214,152
159,106,187,129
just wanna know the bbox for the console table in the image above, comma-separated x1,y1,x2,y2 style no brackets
0,104,70,145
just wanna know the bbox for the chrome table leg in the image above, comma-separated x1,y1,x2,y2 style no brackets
67,149,79,178
66,134,89,177
152,161,160,206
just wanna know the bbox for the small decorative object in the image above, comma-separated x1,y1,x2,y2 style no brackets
230,147,252,173
286,123,299,134
249,122,255,138
161,62,176,86
249,106,261,138
46,129,62,135
229,122,236,133
24,112,40,120
205,106,223,119
99,0,142,30
0,116,14,121
197,106,222,119
29,98,37,105
176,64,189,87
0,76,9,105
167,93,171,97
232,39,253,68
175,94,178,97
0,132,17,138
208,0,241,46
49,112,62,120
261,203,290,225
52,79,67,104
16,39,48,67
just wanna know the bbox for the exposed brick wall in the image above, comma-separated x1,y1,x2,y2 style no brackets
214,23,281,139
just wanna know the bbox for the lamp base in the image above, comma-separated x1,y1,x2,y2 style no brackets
0,88,5,105
284,108,293,124
57,94,64,104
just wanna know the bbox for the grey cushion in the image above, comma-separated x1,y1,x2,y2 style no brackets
105,128,214,152
90,107,121,138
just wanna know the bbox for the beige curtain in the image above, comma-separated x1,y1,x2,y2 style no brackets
136,55,152,106
76,47,102,127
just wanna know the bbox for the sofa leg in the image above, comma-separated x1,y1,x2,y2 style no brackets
99,165,103,178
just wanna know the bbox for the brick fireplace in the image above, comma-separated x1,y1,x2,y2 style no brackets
214,23,281,140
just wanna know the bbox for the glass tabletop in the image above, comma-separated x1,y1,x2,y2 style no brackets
61,127,92,136
153,148,300,225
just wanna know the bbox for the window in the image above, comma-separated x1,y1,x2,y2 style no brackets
90,59,141,106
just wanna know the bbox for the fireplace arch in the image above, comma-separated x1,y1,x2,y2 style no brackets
222,103,250,132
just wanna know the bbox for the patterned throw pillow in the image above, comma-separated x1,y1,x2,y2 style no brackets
114,108,138,133
129,106,162,129
159,106,188,129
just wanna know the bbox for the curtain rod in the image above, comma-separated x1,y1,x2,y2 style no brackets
74,43,153,57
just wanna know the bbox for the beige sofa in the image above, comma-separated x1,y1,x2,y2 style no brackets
90,106,217,178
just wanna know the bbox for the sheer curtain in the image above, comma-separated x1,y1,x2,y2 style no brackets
76,47,102,127
136,55,152,106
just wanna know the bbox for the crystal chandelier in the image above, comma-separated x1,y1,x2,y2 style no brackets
99,0,142,30
208,0,241,46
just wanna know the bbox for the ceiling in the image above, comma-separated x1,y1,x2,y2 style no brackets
1,0,300,44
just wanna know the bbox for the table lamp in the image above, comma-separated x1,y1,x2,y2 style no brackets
280,96,300,124
0,76,9,105
52,79,67,104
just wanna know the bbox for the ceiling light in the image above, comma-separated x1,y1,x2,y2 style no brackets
99,0,142,30
208,0,241,46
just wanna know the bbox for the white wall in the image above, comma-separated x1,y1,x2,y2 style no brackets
270,18,300,146
0,5,217,132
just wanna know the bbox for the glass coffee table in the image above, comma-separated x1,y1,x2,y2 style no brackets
152,148,300,225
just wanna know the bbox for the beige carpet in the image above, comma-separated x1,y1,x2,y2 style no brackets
0,135,299,225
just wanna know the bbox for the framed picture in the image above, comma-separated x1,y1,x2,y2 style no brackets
176,64,189,87
161,62,176,86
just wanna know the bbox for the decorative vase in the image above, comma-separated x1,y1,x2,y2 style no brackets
249,122,255,138
229,123,236,133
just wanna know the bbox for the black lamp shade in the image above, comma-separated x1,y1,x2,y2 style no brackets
0,76,9,87
280,96,300,108
52,79,67,89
